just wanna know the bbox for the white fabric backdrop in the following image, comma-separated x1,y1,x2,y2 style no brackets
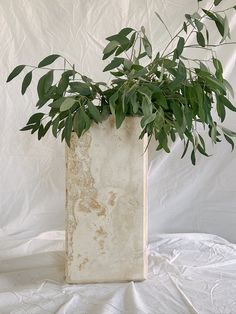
1,0,236,245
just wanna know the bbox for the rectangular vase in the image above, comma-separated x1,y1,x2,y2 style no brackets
65,116,148,283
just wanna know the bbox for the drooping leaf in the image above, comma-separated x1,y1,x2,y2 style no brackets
6,65,25,82
181,140,190,158
103,41,119,55
105,34,130,50
58,75,69,95
115,104,125,128
103,58,124,72
26,112,44,125
216,95,226,122
195,19,203,31
223,79,234,98
197,144,210,157
87,101,102,123
38,54,60,68
183,22,188,33
130,93,139,113
214,0,223,6
142,36,152,58
37,70,54,98
221,126,236,137
221,15,230,42
52,115,60,137
196,32,205,47
64,112,73,146
69,82,91,96
118,27,134,36
21,71,32,95
73,109,86,138
224,134,234,151
219,95,236,112
60,98,76,112
141,113,156,128
175,37,185,58
191,149,196,165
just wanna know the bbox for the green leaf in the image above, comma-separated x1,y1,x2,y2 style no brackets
52,115,60,137
222,126,236,137
60,98,76,112
210,124,217,143
69,82,91,96
224,79,234,98
64,112,73,146
219,95,236,112
80,108,91,131
195,19,203,31
216,95,226,122
103,58,124,72
224,134,234,151
6,65,25,82
191,150,196,165
197,144,209,157
171,102,183,126
41,120,52,137
185,14,195,27
38,54,60,68
27,112,44,125
109,91,119,115
106,34,130,50
115,104,125,129
87,101,102,123
141,113,156,128
119,27,134,36
20,125,35,131
213,57,223,74
183,22,188,33
73,109,85,138
175,37,185,58
103,41,119,55
58,75,69,95
214,0,222,5
21,71,32,95
49,97,65,108
196,32,205,47
38,124,44,140
101,104,110,120
221,15,230,42
142,36,152,58
202,10,224,37
181,140,190,159
130,93,139,113
37,70,53,98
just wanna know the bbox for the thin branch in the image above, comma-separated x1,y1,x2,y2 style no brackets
155,11,173,40
25,65,71,71
185,42,236,48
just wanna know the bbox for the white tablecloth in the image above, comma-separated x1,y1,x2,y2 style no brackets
0,232,235,314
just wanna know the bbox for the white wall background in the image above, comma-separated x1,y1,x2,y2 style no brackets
1,0,236,243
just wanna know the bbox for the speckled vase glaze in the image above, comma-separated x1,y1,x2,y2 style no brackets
65,116,148,283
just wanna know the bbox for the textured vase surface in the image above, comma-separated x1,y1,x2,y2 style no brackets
65,116,148,283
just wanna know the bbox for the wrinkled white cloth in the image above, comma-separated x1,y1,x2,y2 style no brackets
0,232,236,314
1,0,236,244
1,0,236,313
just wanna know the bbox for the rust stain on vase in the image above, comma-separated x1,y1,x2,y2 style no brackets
68,132,107,217
108,191,117,206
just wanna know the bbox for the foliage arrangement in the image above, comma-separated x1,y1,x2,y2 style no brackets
6,0,236,164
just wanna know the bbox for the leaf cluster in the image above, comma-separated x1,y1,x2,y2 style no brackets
6,1,236,164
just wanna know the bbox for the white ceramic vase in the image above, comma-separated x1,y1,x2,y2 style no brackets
65,116,148,283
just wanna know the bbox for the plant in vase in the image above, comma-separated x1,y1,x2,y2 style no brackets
6,0,236,283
